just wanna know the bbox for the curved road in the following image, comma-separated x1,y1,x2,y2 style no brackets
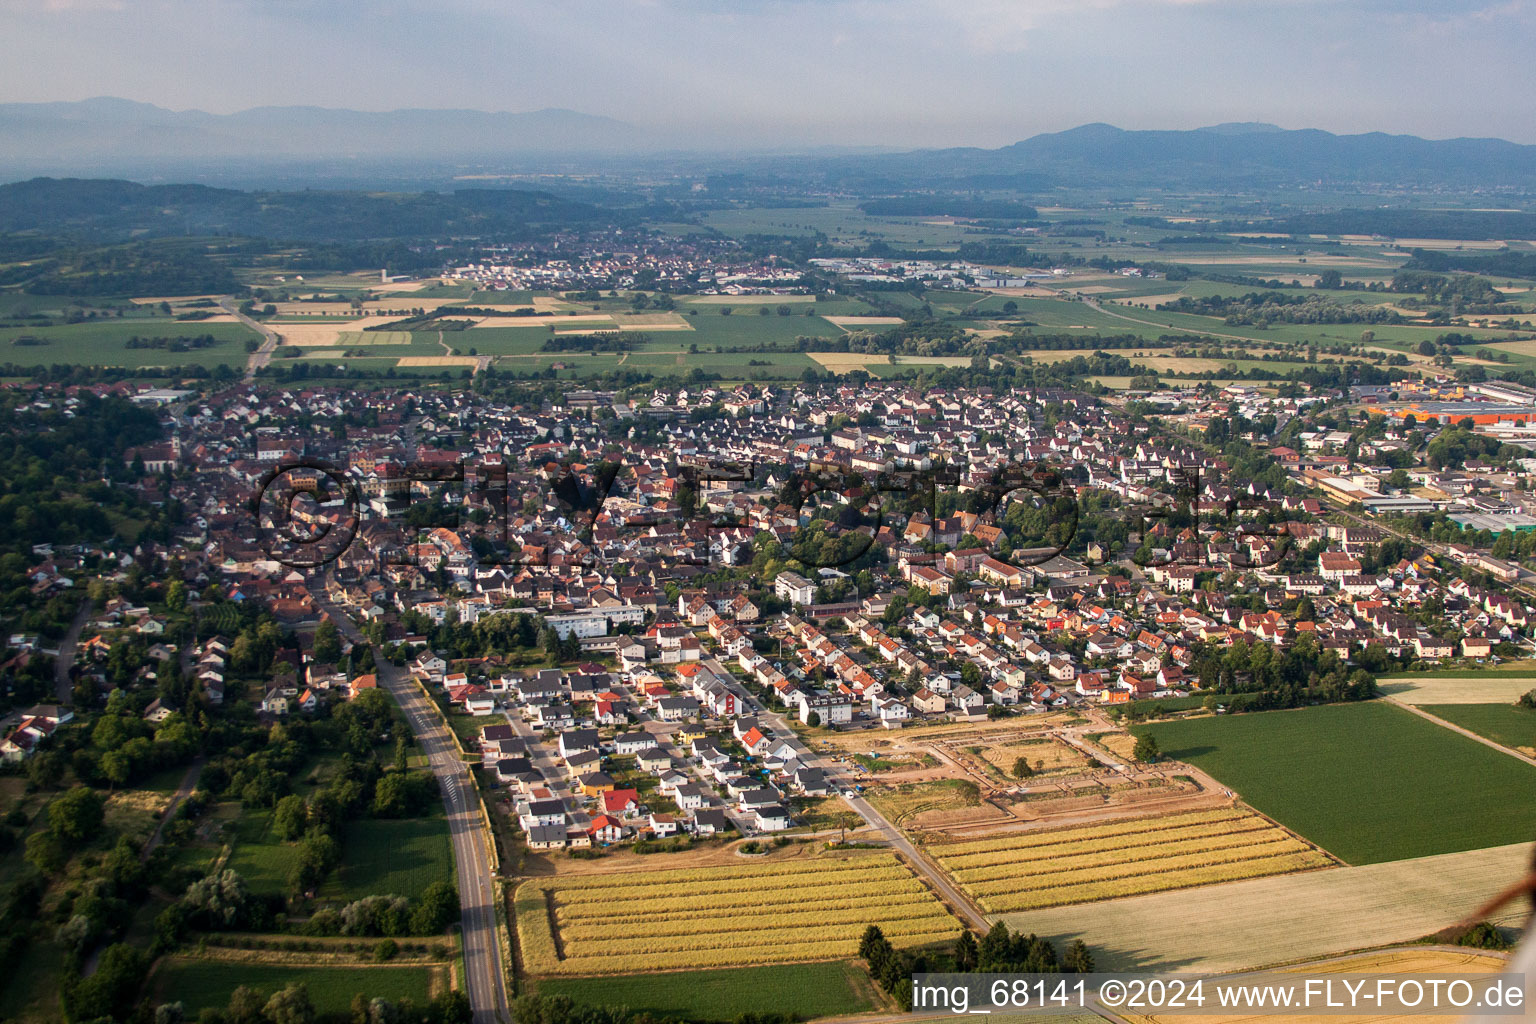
221,299,281,380
314,589,509,1024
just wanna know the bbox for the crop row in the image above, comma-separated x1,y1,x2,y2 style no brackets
556,878,921,914
540,854,901,891
565,917,962,959
978,851,1334,913
558,889,938,925
933,809,1255,858
536,930,964,975
550,866,916,905
558,903,953,943
965,838,1316,896
934,817,1278,870
946,829,1299,884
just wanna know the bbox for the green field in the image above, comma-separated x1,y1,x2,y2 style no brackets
0,320,258,368
1418,703,1536,754
225,808,298,892
326,814,454,900
1132,702,1536,864
535,961,877,1021
151,959,439,1014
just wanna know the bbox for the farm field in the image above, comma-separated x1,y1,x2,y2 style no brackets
323,814,454,900
1416,703,1536,757
0,319,257,367
150,958,442,1014
808,352,973,372
1117,948,1510,1024
535,961,879,1020
926,808,1332,914
1010,842,1530,974
514,852,961,974
1132,702,1536,864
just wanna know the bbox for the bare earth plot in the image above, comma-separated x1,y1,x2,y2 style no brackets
1379,677,1536,704
1006,842,1531,974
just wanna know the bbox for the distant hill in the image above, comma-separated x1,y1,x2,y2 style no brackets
1,102,1534,191
0,97,642,166
852,122,1536,189
0,177,622,242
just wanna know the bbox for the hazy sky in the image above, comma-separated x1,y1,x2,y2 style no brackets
3,0,1535,148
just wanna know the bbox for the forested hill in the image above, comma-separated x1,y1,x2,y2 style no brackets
0,178,626,242
834,123,1536,189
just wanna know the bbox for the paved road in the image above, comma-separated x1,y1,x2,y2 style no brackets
55,597,92,703
700,658,991,931
314,589,509,1024
222,299,281,379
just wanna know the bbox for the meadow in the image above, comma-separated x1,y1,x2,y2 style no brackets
150,959,441,1014
1417,703,1536,756
515,852,960,975
0,319,257,368
1132,702,1536,863
926,809,1332,914
324,814,454,900
535,961,877,1020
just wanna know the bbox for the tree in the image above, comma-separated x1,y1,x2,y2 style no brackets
954,929,979,971
264,984,317,1024
410,880,460,934
313,620,342,665
48,785,104,845
1065,938,1094,973
166,579,188,612
806,710,821,727
1133,734,1161,763
272,795,308,841
1011,756,1034,779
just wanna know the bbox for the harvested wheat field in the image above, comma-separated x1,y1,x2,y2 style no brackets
1120,947,1510,1024
824,315,907,327
1011,843,1531,974
1379,676,1536,704
395,356,481,368
514,852,961,975
929,808,1334,914
609,313,695,330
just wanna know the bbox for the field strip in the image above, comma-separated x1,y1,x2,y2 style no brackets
1380,676,1536,704
395,356,481,367
687,294,816,304
468,314,615,328
1386,698,1536,767
1004,842,1533,974
825,315,906,328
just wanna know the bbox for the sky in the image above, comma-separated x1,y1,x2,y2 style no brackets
2,0,1535,148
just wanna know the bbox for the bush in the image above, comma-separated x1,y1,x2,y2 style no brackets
375,938,398,962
